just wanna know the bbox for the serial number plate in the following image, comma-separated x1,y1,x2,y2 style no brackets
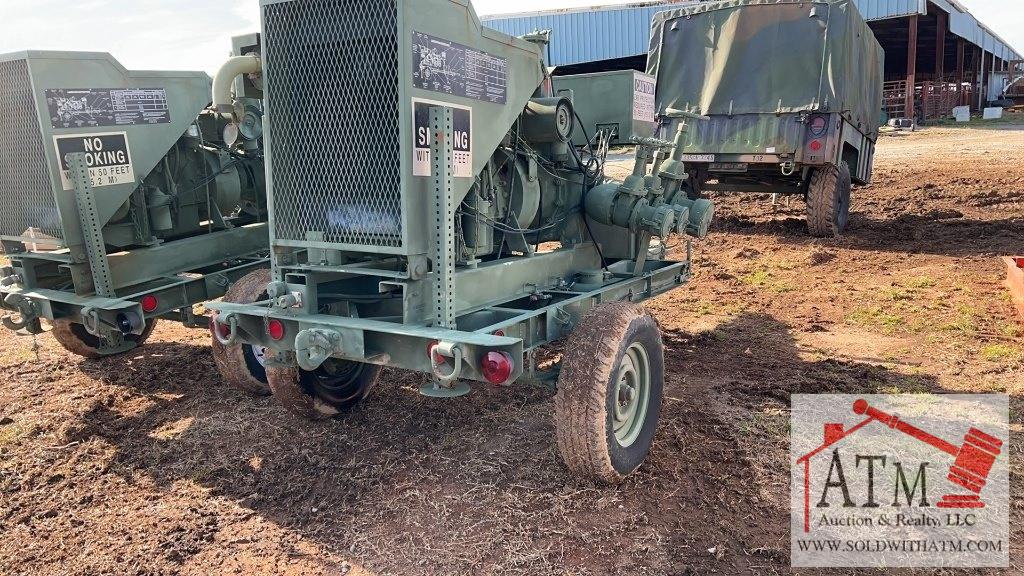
709,162,748,172
680,154,715,162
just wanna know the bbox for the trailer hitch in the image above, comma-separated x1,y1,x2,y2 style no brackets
1,294,42,333
294,328,341,371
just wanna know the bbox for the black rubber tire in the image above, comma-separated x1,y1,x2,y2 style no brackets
267,358,381,420
51,318,158,359
210,269,273,396
554,302,665,484
806,161,852,238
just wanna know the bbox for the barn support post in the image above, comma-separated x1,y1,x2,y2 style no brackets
905,14,919,118
956,38,965,105
979,50,989,109
935,9,947,82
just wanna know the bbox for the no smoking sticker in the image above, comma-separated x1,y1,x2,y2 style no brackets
53,132,135,190
412,98,472,178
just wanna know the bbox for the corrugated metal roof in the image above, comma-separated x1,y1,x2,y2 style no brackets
483,0,1020,66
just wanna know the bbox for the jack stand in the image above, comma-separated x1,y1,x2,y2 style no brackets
419,379,471,398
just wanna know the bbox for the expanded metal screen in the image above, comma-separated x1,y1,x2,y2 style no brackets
263,0,403,249
0,59,62,241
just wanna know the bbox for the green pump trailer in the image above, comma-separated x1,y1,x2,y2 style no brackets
648,0,884,237
0,36,272,363
208,0,715,483
554,70,658,147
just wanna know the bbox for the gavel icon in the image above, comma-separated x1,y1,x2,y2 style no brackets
853,399,1003,509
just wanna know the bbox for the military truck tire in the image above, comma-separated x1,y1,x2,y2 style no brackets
806,161,852,237
211,269,274,396
554,302,664,484
52,318,158,359
267,359,381,420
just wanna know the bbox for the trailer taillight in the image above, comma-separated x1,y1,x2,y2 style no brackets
141,295,159,313
809,139,823,152
267,319,286,341
481,351,514,385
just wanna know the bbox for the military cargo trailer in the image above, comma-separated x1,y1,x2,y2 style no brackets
648,0,884,237
0,39,272,361
209,0,714,483
554,70,657,147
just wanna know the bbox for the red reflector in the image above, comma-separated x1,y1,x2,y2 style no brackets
481,351,514,385
267,319,286,341
493,330,505,337
809,140,823,152
140,295,159,313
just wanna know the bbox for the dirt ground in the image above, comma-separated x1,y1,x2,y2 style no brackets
1,122,1022,575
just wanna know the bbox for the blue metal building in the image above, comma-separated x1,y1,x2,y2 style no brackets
483,0,1022,115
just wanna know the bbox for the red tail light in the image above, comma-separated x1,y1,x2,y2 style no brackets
481,351,514,386
267,319,286,341
140,295,159,313
809,140,823,152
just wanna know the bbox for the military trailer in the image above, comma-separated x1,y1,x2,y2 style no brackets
0,37,272,363
648,0,884,237
208,0,714,483
554,70,658,147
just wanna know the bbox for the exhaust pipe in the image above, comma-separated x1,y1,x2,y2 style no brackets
212,54,262,121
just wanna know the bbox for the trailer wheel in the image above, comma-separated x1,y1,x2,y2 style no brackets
267,359,381,420
554,302,664,484
211,269,272,396
806,161,852,237
51,319,158,359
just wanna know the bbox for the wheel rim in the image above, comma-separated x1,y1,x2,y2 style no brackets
613,342,651,447
248,345,268,367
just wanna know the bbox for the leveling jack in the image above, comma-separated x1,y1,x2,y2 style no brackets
853,400,1003,509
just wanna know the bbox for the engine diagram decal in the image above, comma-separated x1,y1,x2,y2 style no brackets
412,31,507,104
53,132,135,190
46,88,170,129
412,98,472,178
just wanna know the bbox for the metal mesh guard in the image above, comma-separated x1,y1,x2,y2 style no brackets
0,59,62,241
264,0,403,249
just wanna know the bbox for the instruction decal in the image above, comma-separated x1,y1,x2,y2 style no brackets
46,88,170,128
53,132,135,190
413,98,472,178
412,31,508,104
633,73,656,123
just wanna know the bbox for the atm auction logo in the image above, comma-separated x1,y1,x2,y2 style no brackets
791,394,1009,568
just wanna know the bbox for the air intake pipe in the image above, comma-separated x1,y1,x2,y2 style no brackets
212,54,262,121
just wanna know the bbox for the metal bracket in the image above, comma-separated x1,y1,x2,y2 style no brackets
294,328,341,371
430,106,457,331
69,153,114,298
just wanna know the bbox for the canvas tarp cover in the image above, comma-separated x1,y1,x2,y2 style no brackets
648,0,884,138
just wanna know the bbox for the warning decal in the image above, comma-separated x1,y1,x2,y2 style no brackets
412,99,472,178
53,132,135,191
633,73,657,123
412,31,508,104
46,88,170,129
